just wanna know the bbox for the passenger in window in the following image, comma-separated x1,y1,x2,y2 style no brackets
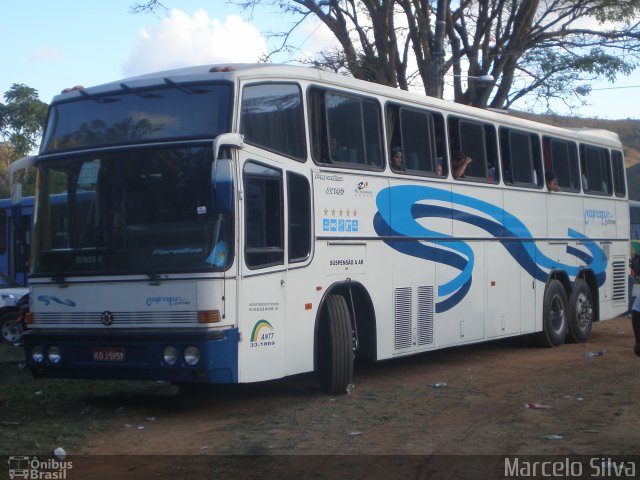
452,151,473,179
390,147,405,171
436,160,443,177
487,165,496,182
330,137,347,163
545,170,560,192
581,173,589,192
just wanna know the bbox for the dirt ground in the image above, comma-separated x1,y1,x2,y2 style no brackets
66,316,640,478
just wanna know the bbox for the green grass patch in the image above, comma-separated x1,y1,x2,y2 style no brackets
0,343,177,455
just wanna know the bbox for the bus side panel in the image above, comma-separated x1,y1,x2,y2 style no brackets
583,196,619,308
502,189,549,334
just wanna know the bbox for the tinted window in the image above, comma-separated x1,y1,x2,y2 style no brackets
287,172,311,263
241,83,306,161
500,128,542,188
611,150,626,197
543,137,580,192
386,104,446,176
244,162,284,268
0,209,5,255
42,83,232,153
448,117,498,182
580,145,612,195
309,88,383,168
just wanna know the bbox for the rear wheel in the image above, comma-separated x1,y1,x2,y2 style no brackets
534,279,568,347
1,311,22,345
318,295,353,394
567,278,594,343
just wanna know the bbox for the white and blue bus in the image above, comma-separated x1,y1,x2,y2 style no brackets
21,64,629,393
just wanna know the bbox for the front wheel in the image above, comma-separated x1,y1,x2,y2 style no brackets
317,295,353,394
534,279,568,347
567,278,594,343
1,311,22,345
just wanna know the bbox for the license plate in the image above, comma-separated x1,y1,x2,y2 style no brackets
92,348,126,362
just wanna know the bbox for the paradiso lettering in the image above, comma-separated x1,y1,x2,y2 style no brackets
250,319,275,348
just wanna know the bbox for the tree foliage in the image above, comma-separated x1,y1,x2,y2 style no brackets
0,84,47,197
135,0,640,112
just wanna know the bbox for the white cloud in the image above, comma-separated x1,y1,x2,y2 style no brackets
31,47,62,62
123,9,267,77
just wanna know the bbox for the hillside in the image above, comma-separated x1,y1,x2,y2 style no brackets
511,112,640,200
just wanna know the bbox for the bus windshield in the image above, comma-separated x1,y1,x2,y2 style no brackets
41,82,232,153
31,146,234,278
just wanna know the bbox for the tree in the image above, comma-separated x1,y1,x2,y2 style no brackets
133,0,640,112
0,84,47,197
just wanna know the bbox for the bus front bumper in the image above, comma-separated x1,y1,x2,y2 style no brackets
22,328,239,384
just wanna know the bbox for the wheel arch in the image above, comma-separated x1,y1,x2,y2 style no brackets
576,268,600,323
547,270,571,297
313,280,377,371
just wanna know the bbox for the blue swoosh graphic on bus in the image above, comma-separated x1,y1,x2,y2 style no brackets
37,295,77,307
374,185,607,313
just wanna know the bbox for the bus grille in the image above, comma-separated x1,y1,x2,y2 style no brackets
417,286,434,345
394,287,412,349
611,259,626,302
33,311,198,326
394,285,435,350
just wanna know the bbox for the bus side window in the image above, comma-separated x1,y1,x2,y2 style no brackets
243,161,284,269
240,83,306,162
499,128,542,188
309,88,383,169
543,137,580,192
448,117,498,183
0,209,6,257
611,150,626,198
386,104,446,177
580,144,612,196
287,172,311,263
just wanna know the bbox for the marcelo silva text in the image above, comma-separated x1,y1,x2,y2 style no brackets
504,457,636,478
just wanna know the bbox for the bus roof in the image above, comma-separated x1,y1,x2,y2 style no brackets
52,63,623,149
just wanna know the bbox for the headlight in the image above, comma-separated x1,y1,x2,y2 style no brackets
184,346,200,366
47,346,62,364
163,346,178,365
31,346,44,364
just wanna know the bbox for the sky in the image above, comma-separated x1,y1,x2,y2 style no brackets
2,0,640,120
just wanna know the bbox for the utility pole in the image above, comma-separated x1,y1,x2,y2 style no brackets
430,0,447,98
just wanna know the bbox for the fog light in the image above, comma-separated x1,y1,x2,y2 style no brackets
48,346,62,364
184,346,200,366
31,346,44,364
163,346,178,365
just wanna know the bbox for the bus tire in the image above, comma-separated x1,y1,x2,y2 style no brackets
318,295,353,394
567,278,593,343
534,279,568,347
1,311,22,345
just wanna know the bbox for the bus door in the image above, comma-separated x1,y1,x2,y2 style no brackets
237,154,287,383
6,209,30,285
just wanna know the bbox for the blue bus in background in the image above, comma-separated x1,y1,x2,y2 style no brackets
0,195,34,286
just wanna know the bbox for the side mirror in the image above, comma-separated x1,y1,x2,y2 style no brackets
213,133,243,162
212,159,233,213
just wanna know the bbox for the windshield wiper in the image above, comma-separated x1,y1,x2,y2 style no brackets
120,222,161,283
